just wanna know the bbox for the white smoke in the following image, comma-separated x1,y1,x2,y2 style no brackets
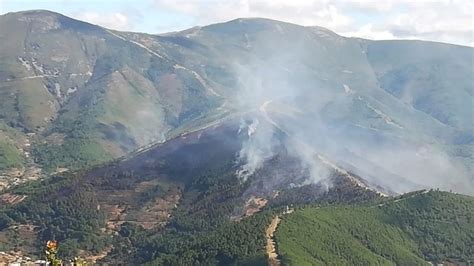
236,118,277,181
225,23,473,195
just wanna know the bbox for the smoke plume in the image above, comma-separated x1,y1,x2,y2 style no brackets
227,22,473,195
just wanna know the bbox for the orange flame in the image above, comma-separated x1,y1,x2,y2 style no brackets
46,240,57,250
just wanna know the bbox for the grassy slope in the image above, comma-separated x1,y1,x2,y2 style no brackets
0,123,25,170
0,11,222,174
0,140,23,170
276,191,474,265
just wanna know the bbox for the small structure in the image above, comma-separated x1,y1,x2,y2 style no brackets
283,205,294,214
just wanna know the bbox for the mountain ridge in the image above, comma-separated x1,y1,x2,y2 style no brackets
0,9,472,195
5,10,473,48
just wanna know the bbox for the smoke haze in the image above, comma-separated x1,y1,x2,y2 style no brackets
225,21,473,195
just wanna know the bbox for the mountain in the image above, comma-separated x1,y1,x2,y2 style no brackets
0,10,223,188
0,11,472,194
0,10,473,264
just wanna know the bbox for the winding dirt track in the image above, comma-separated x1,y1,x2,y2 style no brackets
266,216,281,266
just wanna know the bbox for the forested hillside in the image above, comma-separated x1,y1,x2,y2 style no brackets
276,191,474,265
0,122,381,264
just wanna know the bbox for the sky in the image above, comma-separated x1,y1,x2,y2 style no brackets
0,0,473,46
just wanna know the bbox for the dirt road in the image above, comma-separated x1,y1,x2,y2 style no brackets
266,216,281,266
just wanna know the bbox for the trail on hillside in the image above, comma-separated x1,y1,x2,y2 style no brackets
106,29,223,99
106,29,166,60
266,216,281,266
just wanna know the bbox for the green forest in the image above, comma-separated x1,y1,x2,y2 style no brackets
1,168,473,265
276,190,474,265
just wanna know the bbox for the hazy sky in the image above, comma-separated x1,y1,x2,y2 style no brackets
0,0,472,46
